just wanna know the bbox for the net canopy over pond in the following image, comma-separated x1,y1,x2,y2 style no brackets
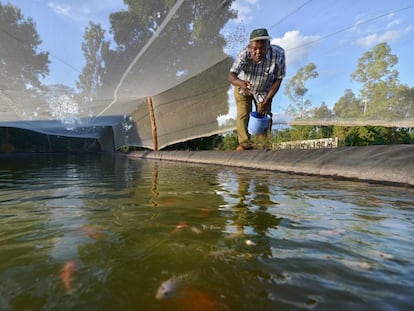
1,0,413,152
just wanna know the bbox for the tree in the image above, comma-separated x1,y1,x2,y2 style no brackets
0,2,49,93
76,22,109,102
333,89,363,119
394,85,414,120
46,84,81,126
350,43,399,119
284,63,318,119
312,101,334,120
100,0,237,98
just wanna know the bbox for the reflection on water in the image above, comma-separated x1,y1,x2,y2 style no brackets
0,154,413,310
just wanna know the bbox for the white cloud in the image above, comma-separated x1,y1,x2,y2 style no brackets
356,28,411,47
404,25,414,33
47,1,127,32
352,10,413,48
356,34,378,47
230,0,259,23
48,2,71,17
379,30,402,42
387,18,402,28
271,30,320,65
217,88,236,126
49,0,125,17
77,1,126,16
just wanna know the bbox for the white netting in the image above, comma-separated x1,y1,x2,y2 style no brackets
1,0,413,152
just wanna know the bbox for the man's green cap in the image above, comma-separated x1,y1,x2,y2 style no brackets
249,28,271,41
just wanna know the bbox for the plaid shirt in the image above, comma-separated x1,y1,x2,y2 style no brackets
230,44,286,103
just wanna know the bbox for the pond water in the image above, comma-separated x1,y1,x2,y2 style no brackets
0,154,413,311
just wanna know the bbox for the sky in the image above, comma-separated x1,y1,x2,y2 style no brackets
5,0,414,118
225,0,414,116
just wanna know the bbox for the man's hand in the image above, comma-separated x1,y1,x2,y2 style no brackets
239,80,251,95
257,102,270,116
228,72,251,95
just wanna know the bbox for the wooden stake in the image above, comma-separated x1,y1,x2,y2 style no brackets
147,96,158,151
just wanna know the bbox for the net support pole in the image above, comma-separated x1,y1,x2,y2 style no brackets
147,96,158,151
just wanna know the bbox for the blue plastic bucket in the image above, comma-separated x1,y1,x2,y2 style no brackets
248,112,271,135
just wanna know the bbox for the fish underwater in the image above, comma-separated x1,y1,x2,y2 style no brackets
245,239,256,246
169,222,202,235
169,286,229,311
61,260,76,292
169,221,189,235
156,274,228,311
80,224,104,239
156,274,189,300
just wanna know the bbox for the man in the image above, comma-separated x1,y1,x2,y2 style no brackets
228,28,286,151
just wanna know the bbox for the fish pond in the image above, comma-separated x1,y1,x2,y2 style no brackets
0,154,413,310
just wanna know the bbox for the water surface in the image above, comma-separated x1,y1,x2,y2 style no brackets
1,154,413,310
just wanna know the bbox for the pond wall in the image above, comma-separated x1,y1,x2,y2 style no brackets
127,145,414,186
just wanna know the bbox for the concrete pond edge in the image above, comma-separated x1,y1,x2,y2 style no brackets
126,145,414,187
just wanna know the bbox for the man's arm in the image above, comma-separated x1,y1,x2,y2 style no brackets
228,71,251,96
258,78,283,115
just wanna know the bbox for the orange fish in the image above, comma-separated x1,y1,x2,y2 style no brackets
169,222,189,235
160,285,228,311
80,225,103,239
177,286,229,311
60,260,76,292
199,208,212,217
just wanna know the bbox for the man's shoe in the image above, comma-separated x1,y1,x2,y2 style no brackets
236,145,253,151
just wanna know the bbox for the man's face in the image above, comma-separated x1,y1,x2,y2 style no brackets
248,40,268,63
